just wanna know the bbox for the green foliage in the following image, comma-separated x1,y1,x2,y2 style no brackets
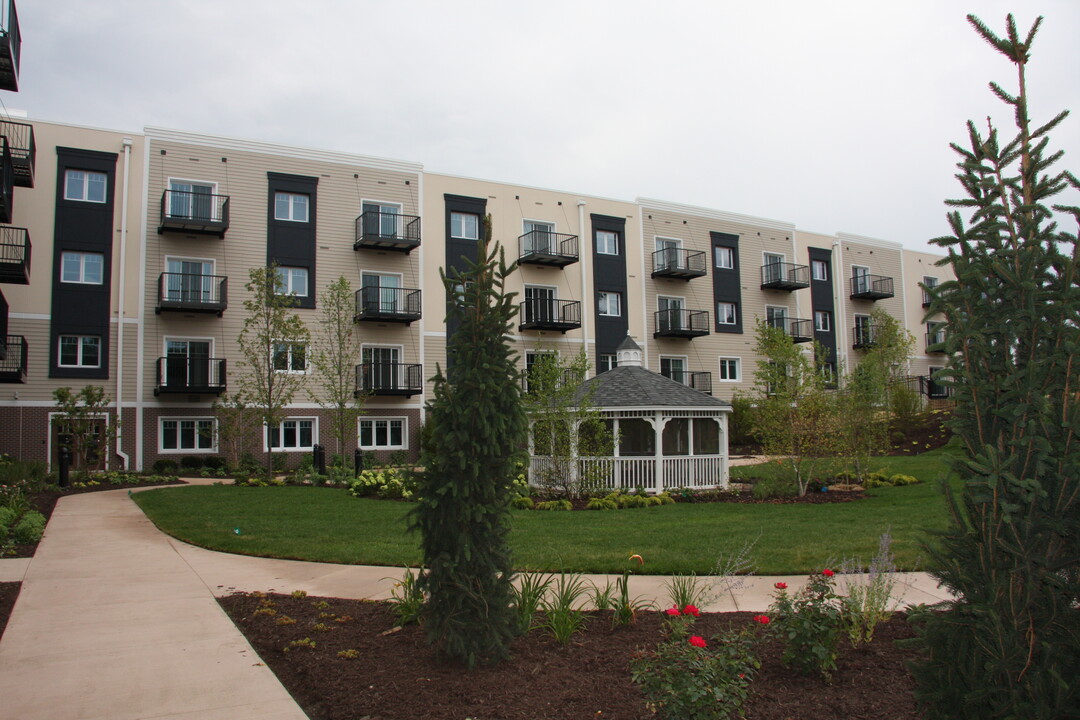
612,568,654,627
838,532,898,647
11,510,45,544
348,468,416,500
509,495,534,510
616,492,649,509
768,570,843,680
909,15,1080,719
386,567,425,626
511,572,551,633
540,572,589,644
585,497,617,510
410,216,528,668
888,474,919,486
664,574,708,610
52,386,117,476
535,499,572,511
751,475,799,499
727,391,761,450
309,276,365,459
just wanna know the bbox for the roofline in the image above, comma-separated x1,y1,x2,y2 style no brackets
424,171,637,208
836,231,904,251
593,404,732,412
636,197,796,233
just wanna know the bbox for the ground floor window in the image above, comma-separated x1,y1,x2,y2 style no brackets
160,418,216,452
267,418,316,451
359,418,406,450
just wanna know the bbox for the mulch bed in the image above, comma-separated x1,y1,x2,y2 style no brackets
0,581,18,642
219,592,924,720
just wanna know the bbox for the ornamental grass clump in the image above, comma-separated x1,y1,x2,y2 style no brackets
612,554,653,627
768,570,844,680
511,572,552,633
540,571,588,644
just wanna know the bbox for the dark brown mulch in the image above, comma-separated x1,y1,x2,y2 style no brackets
0,581,18,642
888,411,953,456
219,592,924,720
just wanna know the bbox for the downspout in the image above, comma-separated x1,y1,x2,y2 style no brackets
832,238,847,385
577,200,588,353
115,137,133,470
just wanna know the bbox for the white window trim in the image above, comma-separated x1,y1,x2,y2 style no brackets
158,417,219,454
718,357,741,382
272,341,309,375
714,245,734,269
264,417,318,452
358,416,409,451
361,199,403,213
812,259,829,281
58,335,102,368
716,301,737,325
596,230,619,256
275,266,309,297
64,169,107,203
61,251,105,285
762,251,786,264
597,291,622,317
164,255,217,274
450,211,480,240
274,191,310,222
522,218,556,233
814,310,831,332
163,336,216,357
655,236,683,250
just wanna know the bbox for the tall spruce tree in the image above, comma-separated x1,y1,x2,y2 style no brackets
410,216,528,667
910,14,1080,719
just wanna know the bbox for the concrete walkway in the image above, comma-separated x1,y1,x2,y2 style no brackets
0,482,956,720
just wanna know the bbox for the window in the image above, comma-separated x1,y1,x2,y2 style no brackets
598,354,617,373
273,342,308,374
717,302,737,325
451,211,479,240
714,246,734,269
523,220,555,254
812,259,829,281
361,201,403,237
64,170,107,203
763,253,786,284
922,276,938,305
597,291,621,317
854,314,874,346
852,265,871,294
168,180,217,221
274,192,309,222
275,266,309,296
814,310,831,332
61,252,104,284
660,356,687,383
359,418,406,450
596,230,619,255
160,418,216,452
267,418,316,451
58,335,101,368
718,358,740,381
820,362,837,386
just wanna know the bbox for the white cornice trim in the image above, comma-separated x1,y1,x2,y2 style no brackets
636,197,796,233
836,232,904,251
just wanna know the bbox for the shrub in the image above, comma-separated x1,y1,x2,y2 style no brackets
862,471,891,489
535,499,572,511
387,567,425,626
271,453,287,472
11,510,45,544
0,506,15,542
656,492,676,505
645,496,663,507
509,496,534,510
768,570,843,680
616,493,649,509
202,456,228,470
752,476,799,499
585,497,617,511
347,468,417,500
152,459,178,475
888,473,919,486
179,456,204,470
511,572,551,633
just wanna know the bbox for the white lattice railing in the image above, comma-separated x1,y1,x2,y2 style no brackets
528,455,728,494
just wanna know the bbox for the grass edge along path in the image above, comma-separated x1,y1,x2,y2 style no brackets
133,451,956,576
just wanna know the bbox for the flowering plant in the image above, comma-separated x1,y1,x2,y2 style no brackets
767,570,843,680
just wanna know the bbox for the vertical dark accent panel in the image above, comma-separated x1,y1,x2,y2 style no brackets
443,194,487,348
710,231,742,334
590,214,628,366
267,172,318,309
808,246,837,365
49,147,119,379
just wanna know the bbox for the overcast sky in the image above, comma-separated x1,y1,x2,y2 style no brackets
8,1,1080,253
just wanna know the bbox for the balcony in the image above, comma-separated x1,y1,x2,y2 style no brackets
154,357,227,395
0,0,20,92
850,274,894,300
926,327,947,354
355,362,423,397
652,248,707,280
853,325,879,350
354,286,421,325
654,309,710,339
519,298,581,333
760,262,810,291
156,273,227,316
767,316,813,343
0,335,26,382
0,120,33,187
664,370,713,395
354,211,421,253
0,226,29,284
518,230,579,268
158,190,230,237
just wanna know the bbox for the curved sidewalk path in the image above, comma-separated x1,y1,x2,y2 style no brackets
0,481,956,720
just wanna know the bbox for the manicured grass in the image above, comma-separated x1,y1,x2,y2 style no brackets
133,451,958,575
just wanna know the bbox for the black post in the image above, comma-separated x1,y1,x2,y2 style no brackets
58,446,71,488
312,444,326,476
354,448,364,475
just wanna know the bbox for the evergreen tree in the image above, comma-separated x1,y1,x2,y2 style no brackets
410,216,528,667
909,14,1080,718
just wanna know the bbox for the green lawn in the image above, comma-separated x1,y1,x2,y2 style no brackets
133,451,958,575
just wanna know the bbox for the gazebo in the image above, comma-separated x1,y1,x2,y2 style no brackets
528,336,732,493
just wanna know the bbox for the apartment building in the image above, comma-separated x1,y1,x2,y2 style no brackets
0,116,952,471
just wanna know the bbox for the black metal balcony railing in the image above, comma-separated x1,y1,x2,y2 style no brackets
0,226,29,284
664,370,713,395
0,136,12,225
767,316,813,343
926,328,947,353
760,262,810,291
893,374,955,402
0,288,6,359
652,248,707,280
354,211,421,253
518,230,579,268
355,362,423,397
159,190,231,237
850,273,895,300
354,286,422,324
853,324,879,350
519,299,581,333
156,273,227,316
0,334,26,383
922,289,934,308
154,357,227,395
0,0,21,92
0,119,33,187
654,309,710,339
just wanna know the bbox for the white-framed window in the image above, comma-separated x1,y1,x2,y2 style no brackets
361,200,404,237
274,266,309,297
852,264,871,294
159,418,217,452
359,417,407,450
598,354,617,373
922,275,938,305
597,291,621,317
660,356,687,383
814,310,831,332
61,251,105,284
58,335,101,368
714,246,734,269
717,302,737,325
274,192,309,222
272,342,308,374
596,230,619,255
450,211,480,240
167,179,218,221
64,169,107,203
812,259,829,282
718,357,740,381
266,417,317,452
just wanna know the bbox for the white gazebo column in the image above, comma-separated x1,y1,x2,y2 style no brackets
654,410,666,494
717,413,730,487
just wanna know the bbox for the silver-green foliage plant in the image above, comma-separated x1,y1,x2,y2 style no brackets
837,531,899,647
909,14,1080,719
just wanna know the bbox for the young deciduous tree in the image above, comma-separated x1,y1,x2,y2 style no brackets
410,216,528,668
309,275,364,468
52,386,117,479
234,266,311,478
909,15,1080,719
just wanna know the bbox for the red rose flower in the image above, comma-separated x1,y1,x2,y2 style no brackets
774,582,788,590
822,569,835,577
683,604,700,617
665,607,681,616
688,636,707,648
753,614,771,625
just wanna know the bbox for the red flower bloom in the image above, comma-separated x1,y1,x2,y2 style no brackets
774,582,788,590
753,614,771,625
822,569,835,577
688,636,707,648
683,604,700,617
665,607,681,616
